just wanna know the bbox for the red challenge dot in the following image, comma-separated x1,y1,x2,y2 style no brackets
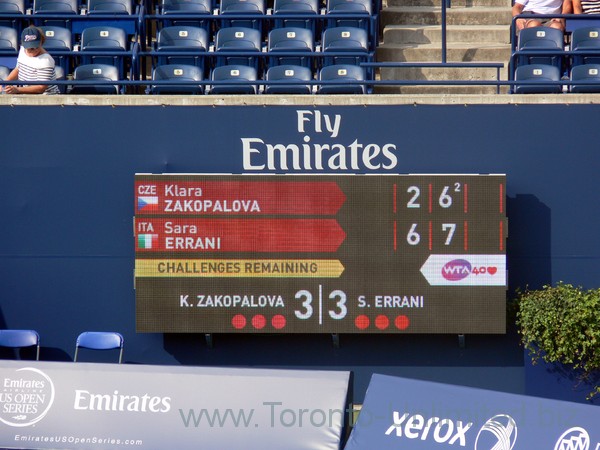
395,315,410,330
375,315,390,330
355,315,370,330
252,314,267,330
271,315,286,330
232,314,247,330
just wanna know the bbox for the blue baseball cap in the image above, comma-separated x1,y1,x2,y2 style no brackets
21,27,42,49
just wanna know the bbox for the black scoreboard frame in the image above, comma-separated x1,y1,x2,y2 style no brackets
134,174,508,334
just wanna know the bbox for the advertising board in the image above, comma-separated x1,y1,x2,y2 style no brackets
0,360,350,450
345,374,600,450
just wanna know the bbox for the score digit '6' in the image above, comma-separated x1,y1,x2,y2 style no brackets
294,289,348,321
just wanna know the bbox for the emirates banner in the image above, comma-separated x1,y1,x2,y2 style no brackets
345,374,600,450
0,360,351,450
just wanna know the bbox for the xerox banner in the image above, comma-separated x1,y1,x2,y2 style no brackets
0,360,351,450
344,374,600,450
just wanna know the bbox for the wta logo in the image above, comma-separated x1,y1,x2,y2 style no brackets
554,427,590,450
474,414,517,450
441,260,499,282
442,259,472,281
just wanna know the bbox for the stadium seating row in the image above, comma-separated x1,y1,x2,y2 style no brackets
0,61,369,94
511,25,600,93
149,25,373,73
0,22,373,93
0,0,374,16
514,26,600,70
0,0,378,93
514,63,600,93
153,62,368,94
0,0,378,43
0,23,140,78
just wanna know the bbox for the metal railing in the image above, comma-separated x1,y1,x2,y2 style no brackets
0,60,512,95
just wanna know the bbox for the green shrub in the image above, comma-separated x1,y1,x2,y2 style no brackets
516,282,600,398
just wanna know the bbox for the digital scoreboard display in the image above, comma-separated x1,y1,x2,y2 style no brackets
134,174,507,334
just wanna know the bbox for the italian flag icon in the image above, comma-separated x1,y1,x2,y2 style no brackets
138,234,158,249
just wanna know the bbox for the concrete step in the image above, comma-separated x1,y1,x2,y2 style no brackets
379,65,505,80
386,0,510,7
376,42,512,62
376,0,513,95
380,6,513,26
382,24,510,44
373,84,509,94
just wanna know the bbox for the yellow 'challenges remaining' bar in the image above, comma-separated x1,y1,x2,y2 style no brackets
135,259,345,278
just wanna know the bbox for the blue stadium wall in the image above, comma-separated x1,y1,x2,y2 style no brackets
1,102,599,403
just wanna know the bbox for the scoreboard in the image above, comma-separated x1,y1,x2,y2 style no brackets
134,174,507,334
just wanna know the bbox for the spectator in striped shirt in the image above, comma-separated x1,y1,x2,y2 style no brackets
2,26,59,95
574,0,600,13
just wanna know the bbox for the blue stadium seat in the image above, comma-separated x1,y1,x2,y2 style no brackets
209,64,258,93
327,0,371,15
151,63,204,94
317,63,366,93
87,0,132,14
33,0,77,14
268,27,314,68
0,0,25,13
321,26,369,68
273,0,319,32
0,64,10,79
54,64,66,92
326,0,372,30
514,64,562,94
0,0,25,32
219,0,265,31
157,0,212,31
570,63,600,93
41,25,72,49
516,26,564,70
214,26,262,69
220,0,264,14
0,26,18,68
70,63,120,94
0,25,18,51
265,64,312,93
40,25,72,73
81,26,128,77
77,0,139,40
161,0,211,14
571,26,600,66
32,0,77,28
155,25,208,71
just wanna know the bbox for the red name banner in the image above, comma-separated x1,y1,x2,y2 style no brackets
136,218,346,253
135,181,346,216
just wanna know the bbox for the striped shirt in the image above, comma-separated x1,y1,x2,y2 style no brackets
580,0,600,13
17,47,60,95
